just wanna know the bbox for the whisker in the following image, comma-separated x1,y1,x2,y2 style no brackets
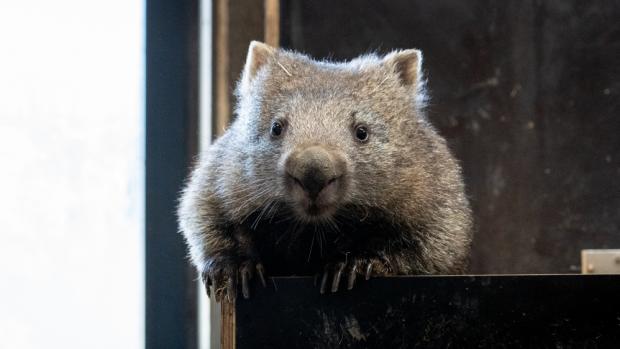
251,199,275,229
307,231,315,262
318,226,325,257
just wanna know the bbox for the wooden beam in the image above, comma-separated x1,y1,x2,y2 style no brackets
211,2,276,347
264,0,280,47
212,0,269,137
220,300,236,349
213,0,230,137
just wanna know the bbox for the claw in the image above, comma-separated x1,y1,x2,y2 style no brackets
365,261,374,280
331,262,346,293
320,267,330,294
225,272,236,303
213,277,224,302
241,269,250,299
256,263,267,288
347,264,357,290
317,257,385,294
203,273,212,298
200,272,207,292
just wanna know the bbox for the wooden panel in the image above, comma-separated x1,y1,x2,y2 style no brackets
265,0,280,47
233,275,620,348
280,0,620,274
212,0,267,136
220,301,236,349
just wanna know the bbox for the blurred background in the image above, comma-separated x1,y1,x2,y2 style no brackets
0,0,618,348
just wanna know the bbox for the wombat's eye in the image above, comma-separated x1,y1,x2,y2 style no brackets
271,121,283,137
354,125,369,142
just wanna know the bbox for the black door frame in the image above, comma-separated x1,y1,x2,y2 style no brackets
145,0,200,347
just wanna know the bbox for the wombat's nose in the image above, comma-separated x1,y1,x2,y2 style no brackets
297,170,338,200
286,145,344,200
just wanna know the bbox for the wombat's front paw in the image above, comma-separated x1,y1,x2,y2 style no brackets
319,256,392,294
202,258,267,302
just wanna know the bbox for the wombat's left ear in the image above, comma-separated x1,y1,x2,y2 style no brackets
383,49,423,89
241,41,276,89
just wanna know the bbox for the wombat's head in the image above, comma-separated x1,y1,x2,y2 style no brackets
235,41,427,222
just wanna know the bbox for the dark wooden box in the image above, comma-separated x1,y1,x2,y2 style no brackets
220,275,620,348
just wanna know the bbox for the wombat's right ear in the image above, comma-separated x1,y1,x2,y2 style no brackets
383,49,423,90
241,41,276,89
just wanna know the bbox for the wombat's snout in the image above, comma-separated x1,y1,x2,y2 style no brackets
284,145,347,216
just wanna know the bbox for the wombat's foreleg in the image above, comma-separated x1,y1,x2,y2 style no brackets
202,226,266,302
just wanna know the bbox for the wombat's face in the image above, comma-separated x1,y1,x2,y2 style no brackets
236,42,425,222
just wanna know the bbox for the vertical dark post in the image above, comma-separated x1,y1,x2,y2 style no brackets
146,0,199,348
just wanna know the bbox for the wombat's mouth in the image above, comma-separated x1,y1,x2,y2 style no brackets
307,203,325,216
293,201,339,221
286,174,344,220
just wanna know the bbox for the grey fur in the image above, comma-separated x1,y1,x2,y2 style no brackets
178,42,472,301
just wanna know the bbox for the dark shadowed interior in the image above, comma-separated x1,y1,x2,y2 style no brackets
281,0,620,274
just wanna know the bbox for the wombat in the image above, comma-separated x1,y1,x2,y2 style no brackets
178,41,472,302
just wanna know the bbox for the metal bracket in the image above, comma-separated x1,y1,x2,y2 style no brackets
581,249,620,274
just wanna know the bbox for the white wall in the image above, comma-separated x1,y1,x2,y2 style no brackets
0,1,144,348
